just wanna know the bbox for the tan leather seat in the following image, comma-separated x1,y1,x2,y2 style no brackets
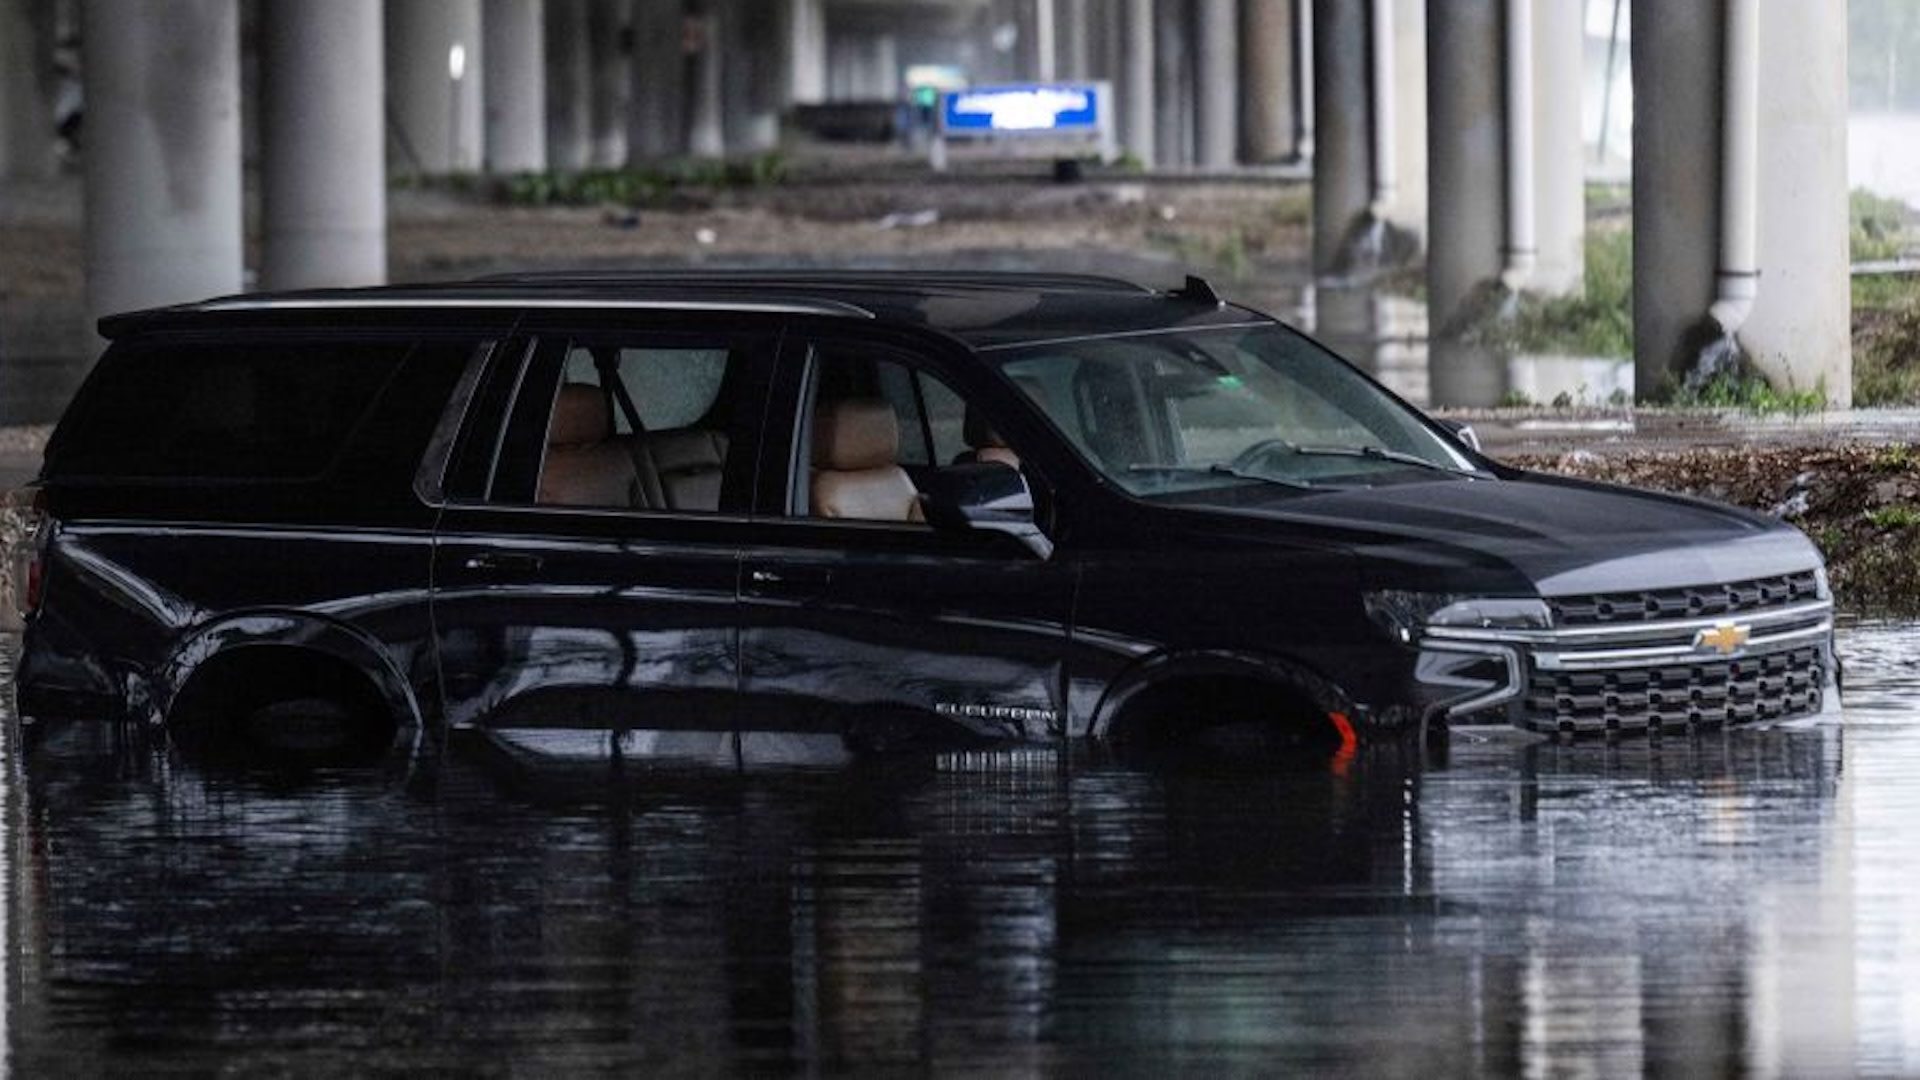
810,398,923,522
638,428,729,512
538,383,638,507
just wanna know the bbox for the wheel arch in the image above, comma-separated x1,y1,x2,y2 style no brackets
158,611,426,732
1089,648,1362,748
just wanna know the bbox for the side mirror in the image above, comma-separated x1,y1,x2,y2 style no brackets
918,464,1054,560
1437,418,1482,453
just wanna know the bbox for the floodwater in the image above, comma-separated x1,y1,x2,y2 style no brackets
3,623,1917,1076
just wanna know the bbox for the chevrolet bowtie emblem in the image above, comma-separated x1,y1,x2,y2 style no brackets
1694,622,1752,656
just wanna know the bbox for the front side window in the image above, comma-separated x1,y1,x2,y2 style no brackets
996,324,1477,498
795,348,1025,523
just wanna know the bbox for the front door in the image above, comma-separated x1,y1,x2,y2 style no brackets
430,321,775,761
736,338,1076,759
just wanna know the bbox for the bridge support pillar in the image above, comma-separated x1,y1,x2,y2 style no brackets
82,0,243,324
484,0,547,174
261,0,386,290
546,0,591,170
1239,0,1296,164
387,0,484,174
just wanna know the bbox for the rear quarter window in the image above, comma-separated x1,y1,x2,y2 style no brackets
44,338,414,481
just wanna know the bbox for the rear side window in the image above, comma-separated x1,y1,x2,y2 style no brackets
45,338,413,480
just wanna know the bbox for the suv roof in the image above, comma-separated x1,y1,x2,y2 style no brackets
100,271,1268,351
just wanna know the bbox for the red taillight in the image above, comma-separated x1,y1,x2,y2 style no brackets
6,487,47,619
22,548,43,615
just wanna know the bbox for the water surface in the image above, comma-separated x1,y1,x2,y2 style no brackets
4,623,1917,1075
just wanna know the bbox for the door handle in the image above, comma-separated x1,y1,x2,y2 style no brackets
462,552,544,575
745,565,832,594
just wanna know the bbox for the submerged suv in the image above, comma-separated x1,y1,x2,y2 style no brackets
13,272,1839,762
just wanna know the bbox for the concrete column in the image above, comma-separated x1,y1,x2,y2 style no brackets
788,0,828,104
1387,0,1427,243
387,0,484,174
546,0,591,170
629,0,685,161
720,0,777,153
1240,0,1296,163
1740,0,1851,405
484,0,547,173
1193,0,1235,169
685,3,725,157
82,0,242,322
1294,0,1313,158
587,0,628,167
1424,0,1503,332
1531,0,1584,297
1311,0,1369,274
1153,0,1191,167
1057,0,1091,80
0,0,58,179
1030,0,1057,81
1120,0,1155,165
260,0,386,291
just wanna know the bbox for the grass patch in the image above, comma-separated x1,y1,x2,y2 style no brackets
1851,188,1915,263
1851,277,1920,406
490,154,792,207
1664,371,1828,416
1473,225,1633,358
1866,505,1920,530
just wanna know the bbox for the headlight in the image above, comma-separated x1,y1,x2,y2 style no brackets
1363,590,1551,644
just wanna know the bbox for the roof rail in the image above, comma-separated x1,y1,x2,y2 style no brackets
471,268,1156,294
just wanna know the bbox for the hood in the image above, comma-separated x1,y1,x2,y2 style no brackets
1180,472,1822,596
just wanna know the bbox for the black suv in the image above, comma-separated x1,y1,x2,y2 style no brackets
12,272,1839,762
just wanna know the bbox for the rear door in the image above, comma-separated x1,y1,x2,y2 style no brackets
429,315,777,759
736,334,1077,759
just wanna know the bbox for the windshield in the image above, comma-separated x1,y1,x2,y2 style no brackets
995,324,1478,498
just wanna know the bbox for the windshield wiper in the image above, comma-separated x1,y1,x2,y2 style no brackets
1125,463,1314,490
1292,443,1474,474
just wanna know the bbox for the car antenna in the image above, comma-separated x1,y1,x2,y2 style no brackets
1172,275,1223,307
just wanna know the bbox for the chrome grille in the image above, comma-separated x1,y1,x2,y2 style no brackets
1519,644,1827,735
1547,571,1823,627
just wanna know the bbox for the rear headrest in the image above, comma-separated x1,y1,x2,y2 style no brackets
813,398,900,471
550,383,610,447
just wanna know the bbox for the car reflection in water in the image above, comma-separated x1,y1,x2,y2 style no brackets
6,626,1918,1075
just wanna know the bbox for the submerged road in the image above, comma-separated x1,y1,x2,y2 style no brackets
3,623,1917,1074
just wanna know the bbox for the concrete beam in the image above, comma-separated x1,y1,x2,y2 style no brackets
260,0,386,290
484,0,548,174
82,0,243,322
